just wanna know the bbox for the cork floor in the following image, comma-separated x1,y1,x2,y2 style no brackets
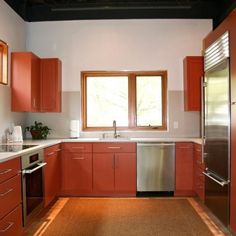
23,197,232,236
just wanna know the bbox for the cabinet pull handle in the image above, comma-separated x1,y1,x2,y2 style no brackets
73,157,85,160
47,152,55,156
0,188,13,197
108,147,121,149
33,98,36,108
72,147,84,149
55,149,61,152
195,148,201,152
112,155,115,169
177,147,191,149
0,222,14,232
232,101,236,105
0,169,12,175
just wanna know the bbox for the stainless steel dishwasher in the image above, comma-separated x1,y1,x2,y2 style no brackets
137,142,175,192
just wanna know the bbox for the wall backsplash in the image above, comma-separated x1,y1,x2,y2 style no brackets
25,90,200,139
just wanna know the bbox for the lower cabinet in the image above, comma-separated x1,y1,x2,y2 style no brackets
175,142,195,196
0,205,23,236
44,144,61,207
0,157,22,236
62,152,93,195
93,143,136,196
61,143,93,196
193,143,205,201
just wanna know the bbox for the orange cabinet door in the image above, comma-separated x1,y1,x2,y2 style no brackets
114,153,136,195
0,205,23,236
183,56,203,111
0,174,22,219
175,142,194,196
44,144,61,207
40,58,61,112
11,52,40,112
0,158,21,184
62,152,93,195
93,153,114,194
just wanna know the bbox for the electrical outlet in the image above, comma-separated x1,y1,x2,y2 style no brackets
173,121,178,129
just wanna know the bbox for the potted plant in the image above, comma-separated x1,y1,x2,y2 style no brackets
25,121,51,139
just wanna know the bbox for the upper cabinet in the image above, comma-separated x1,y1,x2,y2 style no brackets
11,52,41,112
183,56,204,111
11,52,62,112
41,58,62,112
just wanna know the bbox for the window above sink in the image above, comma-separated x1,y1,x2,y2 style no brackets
81,71,167,132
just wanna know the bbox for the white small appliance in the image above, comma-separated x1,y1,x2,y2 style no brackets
70,120,80,138
13,126,23,142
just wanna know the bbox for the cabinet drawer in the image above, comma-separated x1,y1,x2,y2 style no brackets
62,143,92,153
0,174,21,219
0,158,20,184
93,143,136,153
176,142,193,149
45,144,61,156
0,205,22,236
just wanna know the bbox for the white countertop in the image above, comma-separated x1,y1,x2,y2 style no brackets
0,137,202,163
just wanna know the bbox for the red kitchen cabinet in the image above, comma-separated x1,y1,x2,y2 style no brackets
114,153,136,193
44,144,61,207
40,58,61,112
0,205,23,236
193,143,205,201
93,153,115,194
183,56,204,111
61,143,93,196
93,142,136,196
0,157,22,236
175,142,194,196
11,52,40,112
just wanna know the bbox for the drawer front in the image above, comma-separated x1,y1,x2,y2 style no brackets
0,158,20,184
0,205,22,236
45,144,61,156
0,174,21,219
176,142,193,149
93,143,136,153
62,143,92,153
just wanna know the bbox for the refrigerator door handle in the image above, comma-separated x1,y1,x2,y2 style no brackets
203,171,230,187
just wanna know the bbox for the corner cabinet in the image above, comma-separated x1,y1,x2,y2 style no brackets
11,52,41,112
93,142,136,196
183,56,204,111
41,58,62,112
44,144,61,207
11,52,62,112
175,142,194,196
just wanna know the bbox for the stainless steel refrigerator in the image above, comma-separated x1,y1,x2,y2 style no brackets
203,31,230,226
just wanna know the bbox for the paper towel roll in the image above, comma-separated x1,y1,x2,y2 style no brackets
70,120,80,138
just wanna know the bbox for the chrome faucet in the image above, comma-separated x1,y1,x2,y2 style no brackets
113,120,120,138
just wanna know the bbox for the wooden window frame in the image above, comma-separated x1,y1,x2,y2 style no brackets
0,40,8,85
81,71,167,131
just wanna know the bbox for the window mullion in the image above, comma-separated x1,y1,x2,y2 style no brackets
128,74,136,128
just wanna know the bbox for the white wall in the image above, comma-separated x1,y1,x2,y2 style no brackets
0,1,26,141
26,19,212,91
25,19,212,138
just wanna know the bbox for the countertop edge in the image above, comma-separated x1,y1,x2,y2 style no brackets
0,138,202,163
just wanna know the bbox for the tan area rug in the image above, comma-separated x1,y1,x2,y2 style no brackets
24,198,214,236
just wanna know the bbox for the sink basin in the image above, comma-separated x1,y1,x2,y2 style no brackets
99,137,130,141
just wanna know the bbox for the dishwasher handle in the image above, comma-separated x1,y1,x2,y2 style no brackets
137,143,175,147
